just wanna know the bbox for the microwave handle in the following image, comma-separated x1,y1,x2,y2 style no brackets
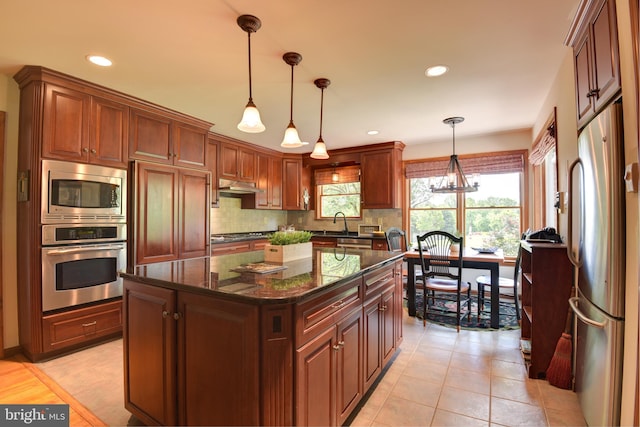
46,244,125,255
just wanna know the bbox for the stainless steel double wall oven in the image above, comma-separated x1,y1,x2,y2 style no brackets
40,160,127,312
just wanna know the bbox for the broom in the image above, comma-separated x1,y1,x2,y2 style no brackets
546,308,573,389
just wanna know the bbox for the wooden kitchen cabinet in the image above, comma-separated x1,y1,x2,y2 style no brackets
134,162,210,265
282,157,311,211
362,263,400,389
361,148,403,209
242,153,283,209
570,0,620,129
294,276,363,427
41,84,129,168
123,280,261,426
519,241,573,379
129,109,208,170
219,141,256,181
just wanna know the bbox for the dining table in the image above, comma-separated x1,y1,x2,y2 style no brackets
404,248,505,329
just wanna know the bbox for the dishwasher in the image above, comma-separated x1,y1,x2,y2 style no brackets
336,238,372,249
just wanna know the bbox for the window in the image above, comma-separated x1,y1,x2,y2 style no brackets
315,166,361,219
406,150,527,257
530,110,558,230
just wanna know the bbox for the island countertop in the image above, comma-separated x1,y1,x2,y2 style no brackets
120,247,403,303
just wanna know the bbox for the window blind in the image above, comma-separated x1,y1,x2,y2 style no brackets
405,151,525,179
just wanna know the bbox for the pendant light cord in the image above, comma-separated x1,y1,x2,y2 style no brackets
318,88,324,139
247,32,253,102
289,63,294,123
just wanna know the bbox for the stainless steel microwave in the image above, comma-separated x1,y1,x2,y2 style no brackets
41,159,127,223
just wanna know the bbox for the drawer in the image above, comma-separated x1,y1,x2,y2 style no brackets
42,300,122,351
211,241,252,256
295,276,361,346
363,263,395,298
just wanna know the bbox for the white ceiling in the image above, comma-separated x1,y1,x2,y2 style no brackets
0,0,580,153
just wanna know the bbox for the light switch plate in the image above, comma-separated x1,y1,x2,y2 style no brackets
624,163,638,193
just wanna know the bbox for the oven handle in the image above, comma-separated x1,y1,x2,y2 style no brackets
45,244,125,255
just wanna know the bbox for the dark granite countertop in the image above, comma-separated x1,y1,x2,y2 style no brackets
120,248,402,304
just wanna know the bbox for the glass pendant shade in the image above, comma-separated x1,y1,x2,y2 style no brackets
281,121,303,148
237,100,265,133
310,137,329,159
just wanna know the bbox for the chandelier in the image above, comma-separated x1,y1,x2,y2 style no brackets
236,15,266,133
430,117,479,193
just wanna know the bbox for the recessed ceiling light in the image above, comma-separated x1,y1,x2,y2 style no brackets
425,65,448,77
86,55,112,67
367,130,379,135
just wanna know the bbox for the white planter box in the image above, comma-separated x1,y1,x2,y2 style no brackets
264,242,312,264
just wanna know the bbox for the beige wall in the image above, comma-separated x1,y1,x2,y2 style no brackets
532,1,639,423
402,127,532,161
1,75,19,349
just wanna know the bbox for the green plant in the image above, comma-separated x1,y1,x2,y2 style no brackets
268,230,312,245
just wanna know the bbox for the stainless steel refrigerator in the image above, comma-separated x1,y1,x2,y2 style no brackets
567,100,625,427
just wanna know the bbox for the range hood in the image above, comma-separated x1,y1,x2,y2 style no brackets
218,179,263,195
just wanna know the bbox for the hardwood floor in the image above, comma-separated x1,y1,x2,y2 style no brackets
0,354,106,427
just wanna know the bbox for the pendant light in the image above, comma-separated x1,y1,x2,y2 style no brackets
281,52,303,148
430,117,479,193
310,78,330,159
237,15,265,133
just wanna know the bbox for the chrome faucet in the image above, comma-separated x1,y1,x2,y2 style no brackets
333,211,349,235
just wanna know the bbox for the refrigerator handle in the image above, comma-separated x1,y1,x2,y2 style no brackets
566,158,583,268
569,297,606,329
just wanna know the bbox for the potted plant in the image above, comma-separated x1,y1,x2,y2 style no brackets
264,230,313,263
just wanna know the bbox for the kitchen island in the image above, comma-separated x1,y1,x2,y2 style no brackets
121,248,404,426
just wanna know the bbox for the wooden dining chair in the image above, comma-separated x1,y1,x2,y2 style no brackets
385,227,407,252
416,230,471,332
475,236,525,321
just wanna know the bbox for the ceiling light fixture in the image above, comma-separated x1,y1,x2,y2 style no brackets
281,52,303,148
86,55,112,67
236,14,266,133
310,78,330,159
331,163,340,182
425,65,449,77
430,116,479,193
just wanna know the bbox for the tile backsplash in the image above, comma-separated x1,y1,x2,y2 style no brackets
210,197,401,235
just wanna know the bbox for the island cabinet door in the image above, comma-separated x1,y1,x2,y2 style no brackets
123,280,178,427
295,307,363,427
176,292,260,427
295,326,336,426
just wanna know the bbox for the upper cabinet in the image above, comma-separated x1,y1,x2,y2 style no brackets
219,141,256,182
41,83,129,168
129,108,209,170
568,0,620,129
283,157,311,211
361,147,403,209
242,152,283,210
305,141,405,210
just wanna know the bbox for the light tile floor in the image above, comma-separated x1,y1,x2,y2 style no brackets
350,313,586,426
33,309,586,427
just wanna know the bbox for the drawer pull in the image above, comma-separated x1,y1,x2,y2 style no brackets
82,321,97,327
331,300,345,309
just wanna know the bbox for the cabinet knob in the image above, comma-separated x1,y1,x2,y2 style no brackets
162,310,170,318
173,312,182,320
379,305,387,312
333,344,341,351
90,149,97,154
587,89,600,98
82,147,89,153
